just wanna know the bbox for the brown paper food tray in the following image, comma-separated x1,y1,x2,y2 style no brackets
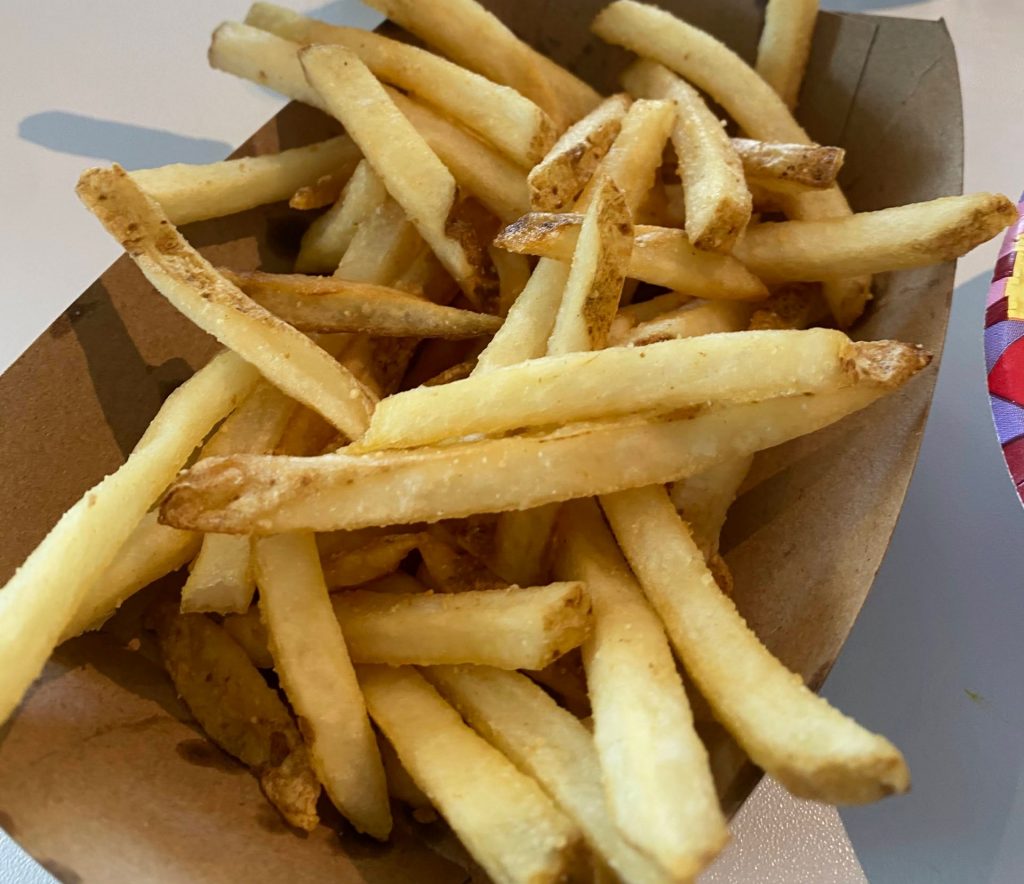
0,2,961,881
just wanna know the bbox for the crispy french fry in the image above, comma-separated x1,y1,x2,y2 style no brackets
221,270,501,338
335,583,588,669
490,248,532,317
554,500,727,878
488,506,559,587
222,606,274,669
547,179,633,355
152,602,320,830
130,135,360,226
300,45,496,307
418,533,507,592
60,511,199,641
358,665,583,884
0,350,259,724
529,94,632,212
756,0,820,110
389,90,530,224
378,733,434,813
577,99,675,216
601,486,910,804
255,532,391,839
670,455,755,561
733,193,1017,282
495,214,767,300
321,532,422,589
362,0,600,127
357,330,884,452
289,171,348,211
427,665,672,884
162,368,927,535
296,160,388,274
247,3,557,167
334,198,422,285
613,290,690,332
748,283,829,331
732,138,843,192
612,299,752,346
77,167,377,438
624,61,751,252
523,649,590,719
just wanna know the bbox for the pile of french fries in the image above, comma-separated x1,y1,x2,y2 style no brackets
0,0,1015,881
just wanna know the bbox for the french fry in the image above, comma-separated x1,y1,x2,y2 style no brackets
748,283,829,331
612,299,752,346
756,0,820,110
377,733,434,813
161,376,925,535
356,330,887,452
222,270,501,338
321,532,422,589
334,198,422,285
490,248,532,317
489,506,560,587
577,98,675,216
529,94,632,212
426,665,672,884
624,60,751,252
523,649,590,719
246,3,557,167
289,171,348,211
547,179,633,355
601,486,911,804
418,533,507,592
295,160,389,274
389,90,531,223
393,246,459,304
151,602,320,831
255,532,391,839
300,45,496,308
732,138,843,192
495,214,767,300
358,665,583,884
131,135,360,226
733,193,1017,282
670,455,755,561
554,500,728,879
60,511,199,641
221,606,274,670
77,167,378,438
0,350,259,723
613,290,690,331
334,583,588,669
361,0,600,127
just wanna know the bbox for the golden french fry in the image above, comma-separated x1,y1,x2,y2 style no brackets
495,214,767,300
361,0,600,127
418,533,507,592
670,455,755,561
547,179,633,355
756,0,820,110
300,45,496,308
255,532,391,839
601,486,911,804
334,198,422,285
289,170,349,211
624,60,751,252
335,583,588,669
489,247,532,317
247,3,557,167
151,602,320,830
554,500,728,879
427,665,672,884
377,733,433,812
748,283,829,331
388,90,531,224
161,369,927,535
0,350,259,724
488,505,560,587
612,299,752,346
321,532,422,589
296,160,388,274
131,135,360,225
358,665,583,884
222,606,274,669
523,649,590,719
732,138,844,192
221,270,501,338
733,193,1017,282
357,330,889,452
529,94,632,212
77,167,377,438
613,290,690,331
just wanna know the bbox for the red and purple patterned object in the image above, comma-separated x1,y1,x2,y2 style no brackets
986,195,1024,500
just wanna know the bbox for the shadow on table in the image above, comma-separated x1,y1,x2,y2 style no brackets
18,112,231,169
827,271,1024,883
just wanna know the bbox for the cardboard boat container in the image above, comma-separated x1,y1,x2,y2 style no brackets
0,1,962,880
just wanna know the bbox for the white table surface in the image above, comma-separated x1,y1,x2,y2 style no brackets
1,1,1022,881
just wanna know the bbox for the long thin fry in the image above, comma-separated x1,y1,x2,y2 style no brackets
426,665,671,884
601,486,910,804
77,166,377,438
301,45,495,307
161,382,920,534
334,198,422,285
255,533,391,839
246,3,557,167
554,500,728,879
131,135,360,225
358,665,583,884
756,0,820,110
0,350,259,724
613,299,752,346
